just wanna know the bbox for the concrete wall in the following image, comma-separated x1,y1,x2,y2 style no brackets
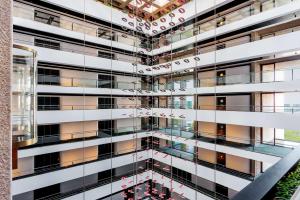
0,0,11,198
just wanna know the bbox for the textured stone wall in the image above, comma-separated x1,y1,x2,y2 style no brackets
0,0,12,199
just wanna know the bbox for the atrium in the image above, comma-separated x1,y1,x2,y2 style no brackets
0,0,300,199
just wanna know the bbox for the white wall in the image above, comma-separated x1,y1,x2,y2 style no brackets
12,157,34,178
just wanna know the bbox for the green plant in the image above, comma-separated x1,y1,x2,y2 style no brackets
275,162,300,200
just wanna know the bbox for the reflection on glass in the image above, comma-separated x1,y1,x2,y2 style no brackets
12,44,37,147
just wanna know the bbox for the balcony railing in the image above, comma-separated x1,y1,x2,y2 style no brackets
153,166,229,200
155,147,255,181
14,37,146,65
155,127,295,157
37,66,300,93
33,168,148,200
32,126,152,146
13,146,150,178
13,3,150,49
37,74,142,90
154,25,300,65
36,102,300,114
197,105,300,113
152,0,296,50
232,146,300,200
37,103,147,111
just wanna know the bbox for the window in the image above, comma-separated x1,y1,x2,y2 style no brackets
98,50,115,59
98,74,115,88
38,68,60,85
98,120,114,134
38,96,60,110
172,166,192,181
34,152,60,169
34,10,60,26
216,43,226,50
35,38,60,50
37,124,60,143
34,184,60,200
98,97,114,109
97,28,115,40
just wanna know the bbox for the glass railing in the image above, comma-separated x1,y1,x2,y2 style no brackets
37,74,143,90
12,44,37,148
155,127,295,157
196,105,300,113
34,167,149,200
152,103,194,110
13,4,151,49
153,67,300,90
36,102,300,114
37,103,147,111
13,145,150,178
155,147,255,182
14,37,146,64
232,146,300,200
152,0,296,50
154,23,300,65
153,165,229,200
153,80,195,92
37,67,300,92
33,126,151,146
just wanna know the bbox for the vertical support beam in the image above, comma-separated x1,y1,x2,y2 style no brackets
0,0,12,199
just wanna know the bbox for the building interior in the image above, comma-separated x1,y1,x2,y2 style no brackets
9,0,300,199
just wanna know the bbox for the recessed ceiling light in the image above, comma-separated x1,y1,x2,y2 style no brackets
143,5,158,13
153,0,169,7
129,0,144,8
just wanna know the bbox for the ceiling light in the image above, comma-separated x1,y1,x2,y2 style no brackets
129,0,144,8
143,5,158,13
153,0,169,7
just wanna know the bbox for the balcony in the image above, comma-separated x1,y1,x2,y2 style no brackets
155,127,293,158
22,125,151,147
151,30,300,75
232,145,300,200
12,148,151,197
13,3,150,50
152,0,300,55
